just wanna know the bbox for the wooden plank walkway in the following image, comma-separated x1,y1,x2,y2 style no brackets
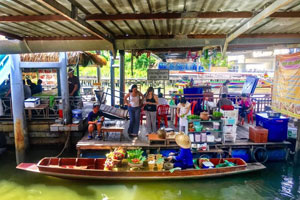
76,120,290,157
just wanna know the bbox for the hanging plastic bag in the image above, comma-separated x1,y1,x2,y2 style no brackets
0,98,4,116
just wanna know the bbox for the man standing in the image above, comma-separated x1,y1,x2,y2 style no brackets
87,103,104,140
23,80,31,99
217,94,233,109
219,80,230,96
68,68,80,96
26,79,36,94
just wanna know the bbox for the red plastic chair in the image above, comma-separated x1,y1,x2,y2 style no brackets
191,100,197,115
157,105,169,128
247,101,256,124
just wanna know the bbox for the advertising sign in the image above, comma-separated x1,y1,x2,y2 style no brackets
272,52,300,119
147,69,169,80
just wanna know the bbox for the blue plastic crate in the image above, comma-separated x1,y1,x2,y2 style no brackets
256,113,289,142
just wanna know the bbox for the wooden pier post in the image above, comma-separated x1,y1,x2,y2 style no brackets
59,52,71,124
110,51,115,106
10,54,29,164
294,120,300,164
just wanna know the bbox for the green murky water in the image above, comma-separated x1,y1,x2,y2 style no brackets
0,148,299,200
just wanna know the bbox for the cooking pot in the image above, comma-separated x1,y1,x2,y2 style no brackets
200,112,209,121
157,129,166,139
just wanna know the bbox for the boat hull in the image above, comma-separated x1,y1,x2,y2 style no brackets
17,158,266,181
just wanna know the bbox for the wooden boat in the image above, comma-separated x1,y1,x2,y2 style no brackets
16,157,266,180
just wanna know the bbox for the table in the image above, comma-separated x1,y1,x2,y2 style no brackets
101,127,124,141
25,104,49,120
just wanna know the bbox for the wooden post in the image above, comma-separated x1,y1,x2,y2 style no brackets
59,52,71,124
110,51,115,106
10,54,29,164
119,50,125,106
97,66,101,83
131,50,134,76
294,120,300,164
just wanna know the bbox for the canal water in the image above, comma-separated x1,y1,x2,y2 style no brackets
0,148,299,200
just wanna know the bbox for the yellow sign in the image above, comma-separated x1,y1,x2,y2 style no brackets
272,52,300,119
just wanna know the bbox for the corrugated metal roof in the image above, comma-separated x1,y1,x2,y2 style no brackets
0,0,299,43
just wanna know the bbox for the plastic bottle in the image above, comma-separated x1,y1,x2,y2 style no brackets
58,100,63,119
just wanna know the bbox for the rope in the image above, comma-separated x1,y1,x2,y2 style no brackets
55,131,70,158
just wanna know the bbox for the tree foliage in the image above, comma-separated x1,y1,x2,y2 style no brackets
200,52,230,69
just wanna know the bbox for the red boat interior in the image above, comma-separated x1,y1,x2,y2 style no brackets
39,158,106,170
38,157,246,170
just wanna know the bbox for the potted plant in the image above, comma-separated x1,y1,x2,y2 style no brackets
211,111,223,120
127,149,146,168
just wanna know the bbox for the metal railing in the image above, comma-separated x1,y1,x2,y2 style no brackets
0,96,83,120
164,93,272,114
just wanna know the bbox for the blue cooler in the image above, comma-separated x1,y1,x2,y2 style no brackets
256,113,289,142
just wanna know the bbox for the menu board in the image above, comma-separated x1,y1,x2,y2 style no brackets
272,52,300,119
147,69,169,80
38,69,57,89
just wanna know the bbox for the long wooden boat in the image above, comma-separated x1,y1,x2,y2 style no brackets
16,157,266,180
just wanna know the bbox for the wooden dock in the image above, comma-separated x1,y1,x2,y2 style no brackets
76,121,291,157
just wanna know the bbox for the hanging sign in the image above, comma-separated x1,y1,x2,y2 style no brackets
272,52,300,119
147,69,169,80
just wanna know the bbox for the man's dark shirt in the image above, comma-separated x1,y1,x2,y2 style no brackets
88,110,104,122
68,75,80,96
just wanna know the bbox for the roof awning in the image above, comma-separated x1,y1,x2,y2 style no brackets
20,52,107,67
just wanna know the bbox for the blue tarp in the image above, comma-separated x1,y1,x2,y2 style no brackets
0,55,10,96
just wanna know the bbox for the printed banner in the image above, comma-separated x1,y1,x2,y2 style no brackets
272,52,300,119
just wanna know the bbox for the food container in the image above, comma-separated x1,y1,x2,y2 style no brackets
24,97,40,108
189,133,195,142
201,133,207,142
195,133,201,142
207,135,215,143
147,154,155,161
193,121,201,126
148,160,155,171
164,162,174,170
156,162,164,171
194,125,203,132
202,161,214,169
157,129,166,139
213,122,220,130
155,154,162,160
200,112,210,121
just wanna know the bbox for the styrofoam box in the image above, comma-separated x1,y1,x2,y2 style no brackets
222,118,237,126
24,98,40,108
221,109,238,119
224,134,236,142
223,125,237,135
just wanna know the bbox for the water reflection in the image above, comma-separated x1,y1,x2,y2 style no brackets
280,176,294,199
0,150,300,200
